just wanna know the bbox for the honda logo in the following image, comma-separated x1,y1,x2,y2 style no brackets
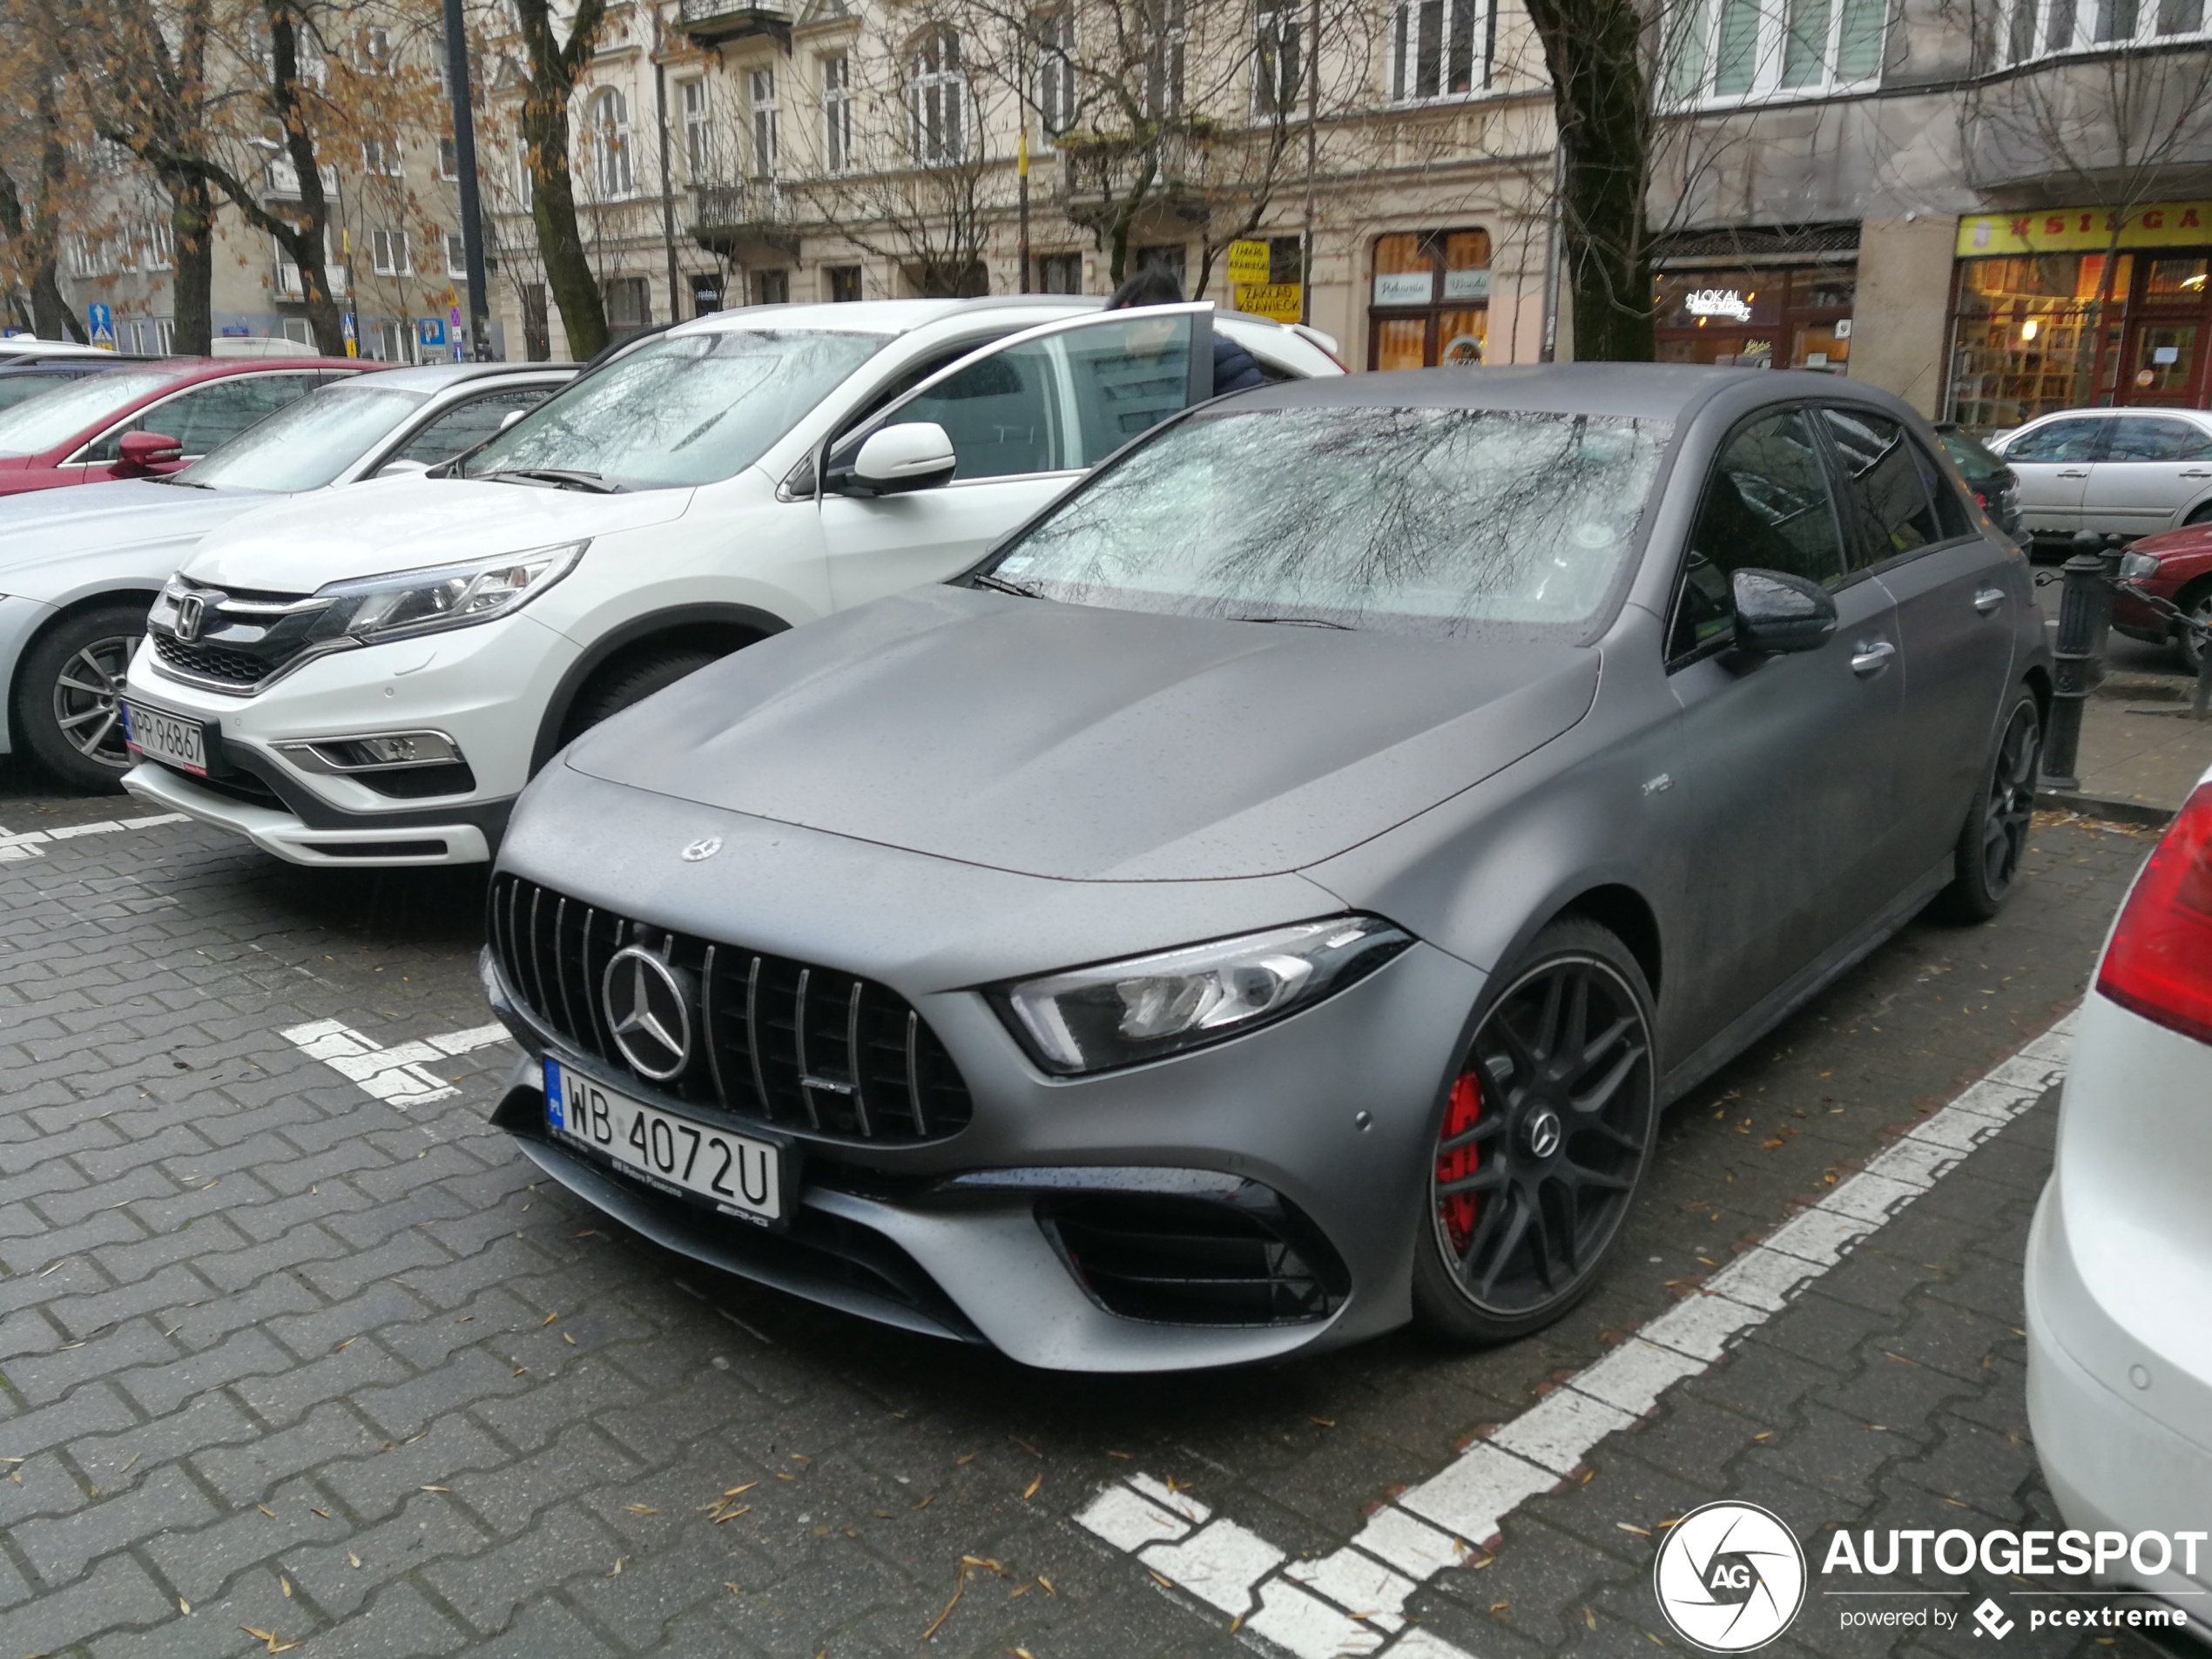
173,593,206,643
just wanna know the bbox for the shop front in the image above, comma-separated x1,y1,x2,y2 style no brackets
1367,229,1491,369
1653,266,1856,371
1949,203,2212,428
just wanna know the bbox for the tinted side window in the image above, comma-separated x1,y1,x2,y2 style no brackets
884,341,1063,479
2103,415,2212,462
1669,408,1847,661
393,388,554,466
1819,408,1948,560
2003,417,2105,463
90,374,320,461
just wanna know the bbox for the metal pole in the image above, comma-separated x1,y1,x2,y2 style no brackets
2194,615,2211,720
1018,127,1031,293
654,25,682,322
2042,546,2110,791
442,0,493,358
1299,0,1318,325
1538,141,1563,363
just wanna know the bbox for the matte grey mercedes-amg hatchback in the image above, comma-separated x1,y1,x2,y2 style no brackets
479,365,2049,1372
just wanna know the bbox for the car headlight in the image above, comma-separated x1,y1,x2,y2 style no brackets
303,541,587,646
997,915,1413,1076
2120,550,2161,582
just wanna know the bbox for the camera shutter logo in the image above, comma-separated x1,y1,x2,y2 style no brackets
174,593,206,643
1652,1501,1806,1651
603,946,692,1081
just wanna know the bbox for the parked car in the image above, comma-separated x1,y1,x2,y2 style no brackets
118,299,1339,866
1,362,570,792
2027,765,2212,1642
475,366,2048,1371
1986,407,2212,547
2114,525,2212,675
0,337,132,362
0,352,167,415
1933,421,2023,543
0,356,361,497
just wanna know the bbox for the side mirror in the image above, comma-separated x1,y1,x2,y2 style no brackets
844,422,957,496
499,408,527,430
374,457,432,478
118,429,185,470
1731,567,1838,656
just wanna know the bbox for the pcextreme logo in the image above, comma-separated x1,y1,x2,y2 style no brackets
1652,1501,1809,1651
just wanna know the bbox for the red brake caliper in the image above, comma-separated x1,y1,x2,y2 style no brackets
1435,1071,1482,1253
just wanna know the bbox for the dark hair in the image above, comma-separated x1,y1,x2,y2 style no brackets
1105,266,1186,309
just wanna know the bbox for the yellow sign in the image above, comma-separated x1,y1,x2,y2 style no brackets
1226,239,1272,286
1234,282,1302,323
1956,201,2212,257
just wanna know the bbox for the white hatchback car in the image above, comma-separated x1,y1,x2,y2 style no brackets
118,299,1339,865
2026,764,2212,1642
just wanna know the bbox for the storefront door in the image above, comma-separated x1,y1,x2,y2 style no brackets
2120,256,2212,407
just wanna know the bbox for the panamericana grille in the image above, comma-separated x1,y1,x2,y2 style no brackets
490,874,973,1145
152,631,279,688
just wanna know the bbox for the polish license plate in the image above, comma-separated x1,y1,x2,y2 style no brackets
121,701,209,776
544,1059,785,1225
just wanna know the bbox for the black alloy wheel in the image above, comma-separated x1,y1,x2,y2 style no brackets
1944,691,2040,923
1413,918,1658,1345
14,603,150,793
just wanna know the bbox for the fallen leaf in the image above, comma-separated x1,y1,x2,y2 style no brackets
1490,1601,1510,1614
1616,1522,1651,1536
956,1452,978,1466
609,1558,624,1577
711,1505,752,1524
180,1598,192,1614
313,1509,331,1519
542,1312,558,1325
914,1493,934,1508
724,1582,743,1595
1022,1476,1041,1501
1037,1575,1055,1596
624,1503,658,1514
334,1338,355,1351
778,1472,797,1482
1106,1450,1130,1460
1586,1607,1599,1631
1759,1139,1784,1150
1008,1584,1029,1599
280,1576,292,1598
258,1504,276,1518
347,1552,361,1568
723,1483,758,1497
563,1333,576,1345
420,1486,450,1493
1309,1416,1336,1427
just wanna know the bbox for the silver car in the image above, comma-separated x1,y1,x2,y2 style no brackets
0,362,571,791
1988,406,2212,545
483,367,2048,1371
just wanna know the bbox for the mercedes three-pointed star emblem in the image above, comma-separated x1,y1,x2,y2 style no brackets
602,944,692,1081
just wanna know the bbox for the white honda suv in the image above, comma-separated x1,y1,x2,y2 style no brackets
118,298,1338,865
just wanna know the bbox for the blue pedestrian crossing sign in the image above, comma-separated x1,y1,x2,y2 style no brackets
341,312,358,359
86,303,116,350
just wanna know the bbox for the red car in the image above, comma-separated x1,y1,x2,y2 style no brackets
2116,523,2212,673
0,356,363,496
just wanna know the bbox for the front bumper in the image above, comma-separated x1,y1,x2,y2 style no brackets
121,760,500,866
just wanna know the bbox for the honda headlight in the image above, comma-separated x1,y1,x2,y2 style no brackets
305,541,587,646
998,916,1413,1076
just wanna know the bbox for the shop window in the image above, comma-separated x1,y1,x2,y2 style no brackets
826,265,862,303
1655,267,1853,372
1946,253,2132,428
1368,229,1491,370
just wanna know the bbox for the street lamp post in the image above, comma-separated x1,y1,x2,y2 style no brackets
442,0,495,359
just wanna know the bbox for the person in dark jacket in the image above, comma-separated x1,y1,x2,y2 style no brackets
1103,266,1270,395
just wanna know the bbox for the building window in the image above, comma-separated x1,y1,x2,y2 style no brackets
820,53,852,173
445,231,469,278
2001,0,2212,58
754,268,792,305
691,273,725,315
1035,11,1077,135
358,24,391,69
281,317,314,347
908,27,968,165
142,217,175,272
1390,0,1486,101
438,137,460,180
605,274,651,331
1369,229,1492,368
1256,0,1302,115
681,78,717,180
133,317,174,354
1037,252,1083,293
513,125,534,209
748,68,779,180
591,87,634,198
1664,0,1885,104
371,227,411,276
1143,0,1185,118
361,136,404,176
1136,244,1187,290
372,319,408,362
826,264,862,302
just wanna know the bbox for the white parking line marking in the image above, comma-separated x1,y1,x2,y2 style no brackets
280,1019,513,1110
1076,1012,2076,1656
0,813,189,860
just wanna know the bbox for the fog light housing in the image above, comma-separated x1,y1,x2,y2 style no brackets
277,730,465,772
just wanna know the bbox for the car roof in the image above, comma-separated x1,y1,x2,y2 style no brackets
1214,363,1870,421
670,296,1098,340
359,361,577,394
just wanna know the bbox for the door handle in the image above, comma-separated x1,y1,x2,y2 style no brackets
1973,587,2006,614
2056,469,2091,478
2182,469,2212,478
1851,638,1897,676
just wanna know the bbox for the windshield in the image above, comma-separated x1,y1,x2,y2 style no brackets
0,373,88,415
460,328,888,489
0,368,185,457
982,406,1672,640
177,383,428,492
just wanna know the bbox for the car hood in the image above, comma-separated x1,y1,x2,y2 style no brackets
0,481,266,587
179,475,697,591
563,587,1599,882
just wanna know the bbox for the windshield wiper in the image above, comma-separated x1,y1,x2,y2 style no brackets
482,467,625,494
1234,614,1352,630
970,572,1042,597
150,475,213,489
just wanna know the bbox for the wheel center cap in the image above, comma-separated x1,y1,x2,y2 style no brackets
1524,1108,1563,1160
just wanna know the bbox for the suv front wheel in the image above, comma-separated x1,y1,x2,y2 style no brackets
15,603,150,793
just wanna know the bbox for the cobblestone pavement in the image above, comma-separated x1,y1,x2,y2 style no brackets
0,770,2185,1659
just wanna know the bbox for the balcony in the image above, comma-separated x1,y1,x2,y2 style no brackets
677,0,792,47
691,179,802,257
